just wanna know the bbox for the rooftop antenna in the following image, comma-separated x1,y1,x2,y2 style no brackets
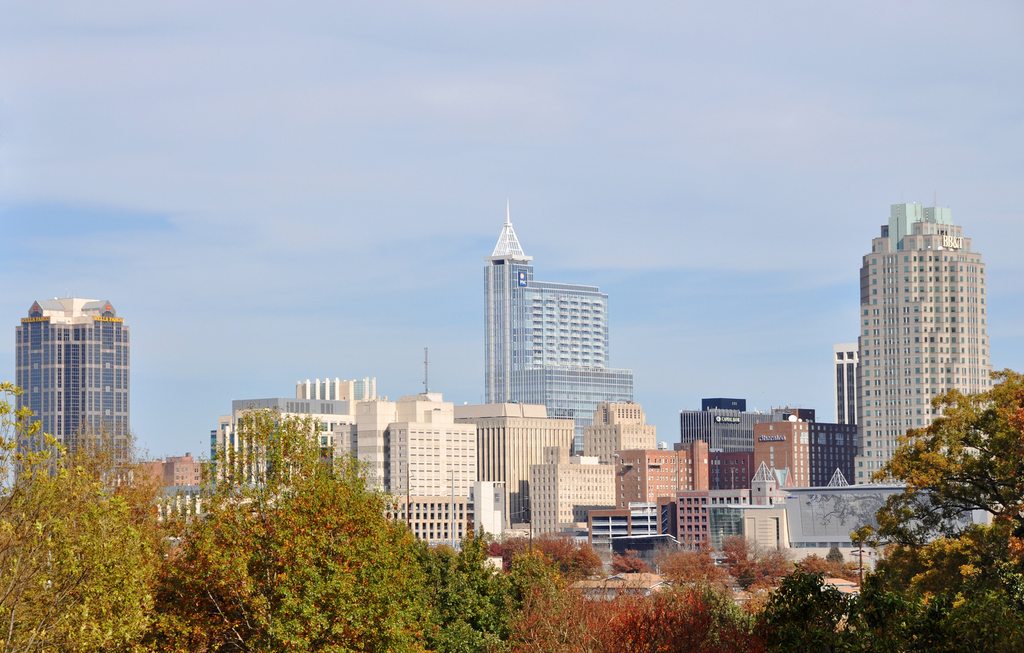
423,347,429,393
505,198,511,225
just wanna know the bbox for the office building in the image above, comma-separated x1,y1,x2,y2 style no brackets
614,441,709,508
753,420,810,488
356,392,480,545
141,452,204,488
389,481,504,546
754,419,857,489
296,377,377,402
484,206,634,452
658,488,751,549
708,451,754,490
808,422,858,488
212,396,357,484
679,398,773,453
529,446,615,535
587,502,659,551
583,402,656,464
15,298,130,458
355,392,477,497
454,402,575,527
833,344,858,425
855,203,991,481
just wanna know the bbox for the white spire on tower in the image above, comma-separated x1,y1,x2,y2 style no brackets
491,200,530,259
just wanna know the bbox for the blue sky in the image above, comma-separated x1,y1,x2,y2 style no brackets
1,2,1022,457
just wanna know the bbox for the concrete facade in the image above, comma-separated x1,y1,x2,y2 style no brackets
454,402,574,527
357,392,477,498
529,446,615,535
833,343,858,425
583,402,657,465
855,203,991,482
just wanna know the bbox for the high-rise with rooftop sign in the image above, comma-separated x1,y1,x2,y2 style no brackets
15,298,130,457
484,204,634,452
854,203,991,482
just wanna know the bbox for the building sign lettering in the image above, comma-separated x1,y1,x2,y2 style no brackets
942,234,963,250
714,415,741,424
758,434,786,442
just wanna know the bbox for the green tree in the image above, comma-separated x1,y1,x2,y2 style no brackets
0,382,160,651
876,370,1024,544
418,532,513,652
858,370,1024,652
758,572,854,653
148,409,430,652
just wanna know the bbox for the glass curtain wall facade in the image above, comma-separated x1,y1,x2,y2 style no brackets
484,210,633,451
15,298,130,457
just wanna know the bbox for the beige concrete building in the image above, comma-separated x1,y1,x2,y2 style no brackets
296,376,377,402
530,446,615,535
388,482,504,546
356,392,477,497
212,397,357,485
357,393,480,545
615,440,710,508
583,402,657,464
856,203,991,482
454,402,575,528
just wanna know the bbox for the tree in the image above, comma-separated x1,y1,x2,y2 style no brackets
611,549,652,574
858,370,1024,652
0,382,160,651
797,553,857,582
825,546,845,565
876,370,1024,544
499,534,602,579
418,531,514,652
657,544,730,590
722,536,791,590
148,409,430,651
758,572,854,653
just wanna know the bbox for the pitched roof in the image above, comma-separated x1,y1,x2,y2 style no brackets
491,200,529,259
751,461,775,483
826,468,850,487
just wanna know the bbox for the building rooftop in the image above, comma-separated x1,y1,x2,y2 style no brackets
490,201,530,260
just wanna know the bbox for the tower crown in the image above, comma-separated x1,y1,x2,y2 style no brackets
490,201,530,260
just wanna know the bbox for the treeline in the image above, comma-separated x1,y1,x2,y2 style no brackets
1,372,1024,652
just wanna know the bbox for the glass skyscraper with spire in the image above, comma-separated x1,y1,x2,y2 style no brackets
484,206,634,452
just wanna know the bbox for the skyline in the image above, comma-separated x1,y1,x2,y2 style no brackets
2,3,1022,456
